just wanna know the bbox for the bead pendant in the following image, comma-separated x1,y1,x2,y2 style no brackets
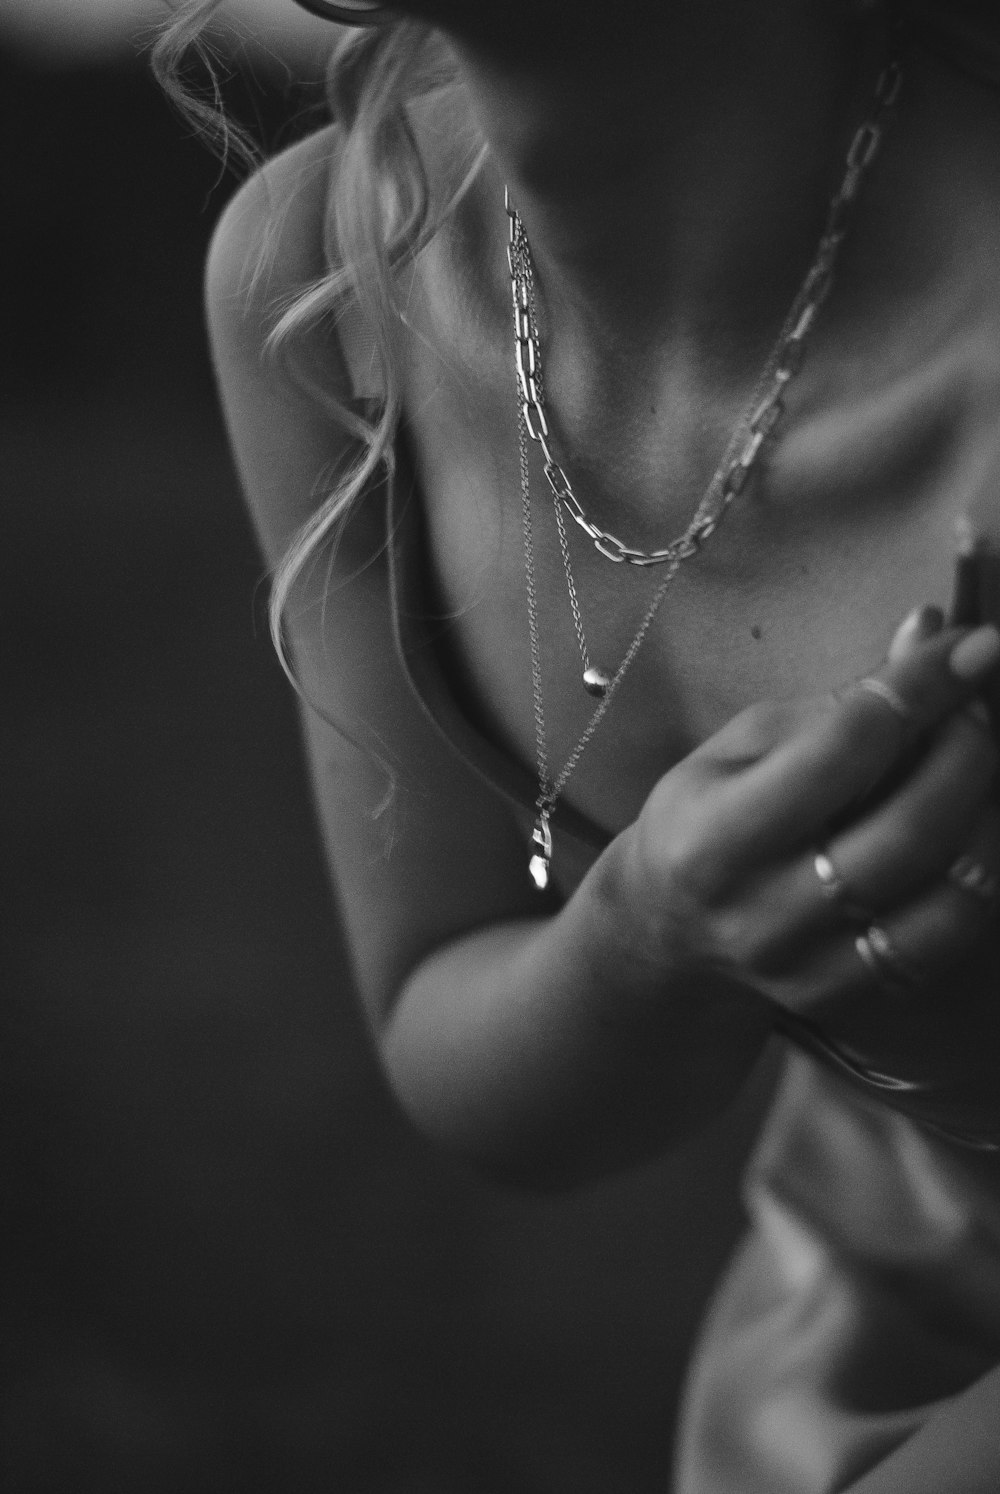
528,813,553,892
583,666,611,698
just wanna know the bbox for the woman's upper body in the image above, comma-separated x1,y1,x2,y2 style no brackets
204,0,1000,1188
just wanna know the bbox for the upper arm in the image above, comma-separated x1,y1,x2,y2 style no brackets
205,126,359,565
204,130,546,1032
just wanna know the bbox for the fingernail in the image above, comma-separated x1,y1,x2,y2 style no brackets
889,605,944,661
950,624,1000,681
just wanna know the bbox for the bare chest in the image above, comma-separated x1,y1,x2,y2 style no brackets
394,226,1000,844
404,371,997,844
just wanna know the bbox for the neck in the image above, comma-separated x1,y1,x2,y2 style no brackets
451,3,886,363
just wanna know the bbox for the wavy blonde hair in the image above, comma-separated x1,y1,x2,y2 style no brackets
152,2,483,675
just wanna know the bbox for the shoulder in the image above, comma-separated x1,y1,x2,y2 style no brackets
205,124,340,347
203,127,380,566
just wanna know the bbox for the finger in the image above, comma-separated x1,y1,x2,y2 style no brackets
749,791,1000,970
714,625,1000,864
863,874,998,987
886,604,944,663
943,812,1000,916
818,707,998,909
762,866,997,1019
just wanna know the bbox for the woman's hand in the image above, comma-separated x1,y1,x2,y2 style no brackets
621,610,1000,1024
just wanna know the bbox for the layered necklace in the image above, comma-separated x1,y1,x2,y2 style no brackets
508,54,902,891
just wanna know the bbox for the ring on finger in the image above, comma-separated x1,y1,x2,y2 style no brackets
813,847,875,924
855,676,915,725
856,924,917,995
948,854,1000,908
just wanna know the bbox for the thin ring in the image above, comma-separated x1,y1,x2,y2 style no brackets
856,924,916,995
855,676,915,725
290,0,394,24
813,848,875,924
948,854,1000,908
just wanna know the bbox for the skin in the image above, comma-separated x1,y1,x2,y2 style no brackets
208,0,1000,1185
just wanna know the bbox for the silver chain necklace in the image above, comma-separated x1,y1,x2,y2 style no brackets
510,55,902,892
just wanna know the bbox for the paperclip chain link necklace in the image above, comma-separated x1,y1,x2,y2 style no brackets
510,54,902,891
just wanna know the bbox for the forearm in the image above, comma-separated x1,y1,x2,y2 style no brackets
380,840,771,1188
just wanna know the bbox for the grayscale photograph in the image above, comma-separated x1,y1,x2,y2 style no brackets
3,1,1000,1489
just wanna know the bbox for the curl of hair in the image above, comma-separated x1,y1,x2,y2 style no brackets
152,4,482,681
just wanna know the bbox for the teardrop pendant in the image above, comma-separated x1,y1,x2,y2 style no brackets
528,812,553,891
583,666,611,698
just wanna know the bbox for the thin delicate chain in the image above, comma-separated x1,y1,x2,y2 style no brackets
522,235,602,681
520,389,681,816
518,406,551,797
551,498,591,675
515,52,902,888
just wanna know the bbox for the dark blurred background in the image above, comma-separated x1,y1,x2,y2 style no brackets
0,6,769,1489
